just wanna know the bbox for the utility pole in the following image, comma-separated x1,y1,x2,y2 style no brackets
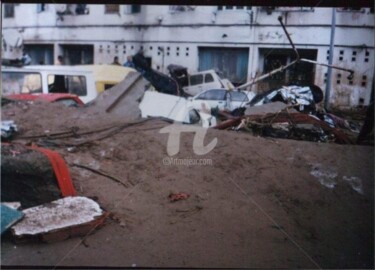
324,8,336,111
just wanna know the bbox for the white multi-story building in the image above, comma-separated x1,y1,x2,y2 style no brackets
2,4,374,107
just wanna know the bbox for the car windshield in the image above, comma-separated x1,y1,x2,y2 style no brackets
230,91,248,102
2,71,42,95
215,70,225,79
196,89,226,100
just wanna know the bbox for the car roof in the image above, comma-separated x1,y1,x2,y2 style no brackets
2,65,93,74
192,69,217,75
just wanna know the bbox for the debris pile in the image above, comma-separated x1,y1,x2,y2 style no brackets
11,197,107,243
229,111,353,144
248,85,323,113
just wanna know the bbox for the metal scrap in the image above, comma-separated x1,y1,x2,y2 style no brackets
215,111,353,144
1,120,18,140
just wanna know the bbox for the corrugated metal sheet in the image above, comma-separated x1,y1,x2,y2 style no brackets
198,47,249,85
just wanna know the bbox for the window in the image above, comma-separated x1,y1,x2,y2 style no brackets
339,50,344,61
365,51,370,63
205,73,214,83
62,44,94,65
218,6,251,10
75,4,88,15
337,7,364,12
37,4,46,13
131,5,141,13
124,5,141,14
48,75,87,96
196,91,208,100
4,4,15,18
205,89,226,100
277,7,314,12
261,48,317,88
230,91,248,102
2,72,42,94
190,74,203,86
189,109,201,124
196,90,226,101
169,6,196,13
105,4,119,14
104,84,115,90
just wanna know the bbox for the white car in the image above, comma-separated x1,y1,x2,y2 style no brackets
139,91,217,128
189,89,255,111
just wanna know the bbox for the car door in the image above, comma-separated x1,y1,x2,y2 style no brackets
229,91,249,110
203,72,221,90
192,89,227,111
185,74,204,96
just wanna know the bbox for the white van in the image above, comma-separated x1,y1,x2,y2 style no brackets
1,65,97,104
183,69,234,96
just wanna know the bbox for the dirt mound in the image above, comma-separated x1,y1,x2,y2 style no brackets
1,95,374,268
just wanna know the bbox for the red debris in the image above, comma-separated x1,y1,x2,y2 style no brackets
169,192,190,202
31,146,77,197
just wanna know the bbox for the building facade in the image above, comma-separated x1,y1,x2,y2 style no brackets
2,4,374,107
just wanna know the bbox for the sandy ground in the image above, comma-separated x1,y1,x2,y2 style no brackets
1,100,374,269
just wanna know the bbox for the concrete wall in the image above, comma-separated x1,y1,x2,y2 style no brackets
2,4,374,107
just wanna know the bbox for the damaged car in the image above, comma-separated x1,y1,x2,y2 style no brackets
139,90,217,128
248,84,324,113
189,88,255,112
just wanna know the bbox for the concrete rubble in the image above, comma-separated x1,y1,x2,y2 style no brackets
11,196,107,243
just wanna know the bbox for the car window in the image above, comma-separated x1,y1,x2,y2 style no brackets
2,72,42,95
205,89,226,100
204,73,214,83
188,109,201,124
195,91,208,100
190,74,203,86
48,75,87,96
104,84,115,90
230,91,249,102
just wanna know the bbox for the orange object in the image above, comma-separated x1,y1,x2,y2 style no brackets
31,146,77,197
